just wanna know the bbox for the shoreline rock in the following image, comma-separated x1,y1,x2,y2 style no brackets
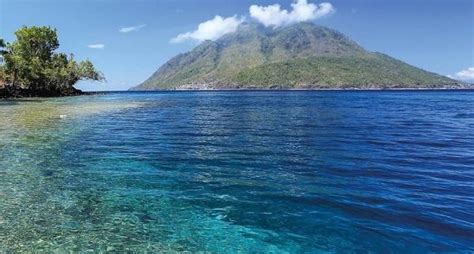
0,85,85,98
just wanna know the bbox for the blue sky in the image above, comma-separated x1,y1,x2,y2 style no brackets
1,0,473,90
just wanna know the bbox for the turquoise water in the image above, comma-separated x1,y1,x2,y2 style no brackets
0,91,473,252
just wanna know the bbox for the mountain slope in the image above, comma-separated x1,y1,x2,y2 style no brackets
132,23,461,90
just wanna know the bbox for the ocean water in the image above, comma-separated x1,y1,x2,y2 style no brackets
0,91,473,253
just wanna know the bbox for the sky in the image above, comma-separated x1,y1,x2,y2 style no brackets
1,0,473,91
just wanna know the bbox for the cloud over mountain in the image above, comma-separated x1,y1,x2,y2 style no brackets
171,15,244,43
249,0,335,28
448,67,474,81
171,1,334,43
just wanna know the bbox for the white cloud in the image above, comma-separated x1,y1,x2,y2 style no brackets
448,67,474,81
119,24,146,33
88,44,105,49
171,15,244,43
249,0,335,28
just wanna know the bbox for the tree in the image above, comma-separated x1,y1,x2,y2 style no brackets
0,38,6,84
0,38,5,53
1,26,104,96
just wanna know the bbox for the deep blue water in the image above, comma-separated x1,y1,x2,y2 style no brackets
0,91,473,252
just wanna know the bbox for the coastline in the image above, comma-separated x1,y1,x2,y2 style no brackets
2,87,472,99
125,86,474,93
129,82,471,92
0,87,97,99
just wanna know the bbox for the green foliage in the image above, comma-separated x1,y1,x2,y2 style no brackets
1,26,104,96
233,55,457,88
13,26,59,62
0,38,7,84
0,38,6,53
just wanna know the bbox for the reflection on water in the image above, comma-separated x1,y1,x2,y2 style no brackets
0,91,473,252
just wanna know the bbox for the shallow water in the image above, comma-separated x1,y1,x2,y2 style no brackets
0,91,473,252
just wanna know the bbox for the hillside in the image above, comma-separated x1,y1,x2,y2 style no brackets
132,23,462,90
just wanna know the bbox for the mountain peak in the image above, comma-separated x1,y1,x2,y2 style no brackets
132,24,461,90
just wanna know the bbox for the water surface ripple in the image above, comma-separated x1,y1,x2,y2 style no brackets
0,91,473,252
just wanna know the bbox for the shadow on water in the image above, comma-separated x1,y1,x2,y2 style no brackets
0,99,45,106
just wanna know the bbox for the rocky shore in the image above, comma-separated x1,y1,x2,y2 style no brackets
0,83,84,98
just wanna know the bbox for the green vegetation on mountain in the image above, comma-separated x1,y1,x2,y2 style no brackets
0,26,103,97
233,54,457,88
133,22,461,90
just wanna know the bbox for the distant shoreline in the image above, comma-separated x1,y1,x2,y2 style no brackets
112,87,474,93
2,88,472,99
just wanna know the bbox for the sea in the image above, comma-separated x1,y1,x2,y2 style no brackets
0,91,473,252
